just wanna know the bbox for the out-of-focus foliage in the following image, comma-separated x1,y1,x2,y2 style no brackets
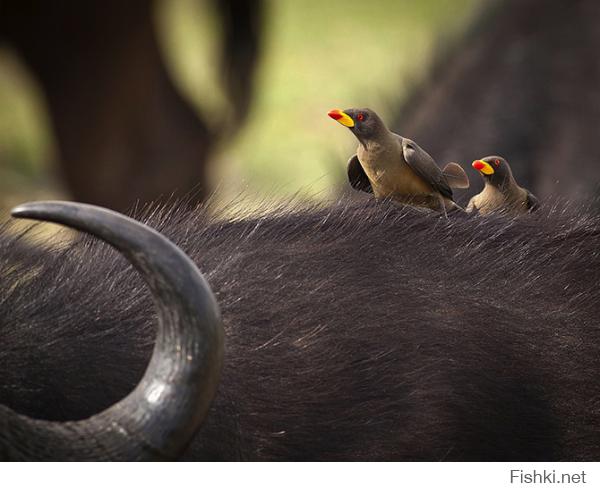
0,0,479,209
160,0,479,201
0,50,62,207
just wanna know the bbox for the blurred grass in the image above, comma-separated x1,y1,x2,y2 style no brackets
159,0,480,203
0,0,480,211
0,49,64,210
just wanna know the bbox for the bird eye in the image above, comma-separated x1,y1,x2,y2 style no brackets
494,159,500,166
357,113,365,121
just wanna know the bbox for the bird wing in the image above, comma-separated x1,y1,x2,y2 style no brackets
397,135,453,200
526,190,540,211
347,154,373,194
442,162,470,189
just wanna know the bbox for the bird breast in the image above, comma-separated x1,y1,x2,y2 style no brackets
357,145,433,198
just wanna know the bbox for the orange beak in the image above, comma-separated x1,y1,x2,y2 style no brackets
472,160,494,175
328,109,355,128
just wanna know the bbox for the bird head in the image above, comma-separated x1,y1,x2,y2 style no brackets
327,108,386,143
472,156,513,187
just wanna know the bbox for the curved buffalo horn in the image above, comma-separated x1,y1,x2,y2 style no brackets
1,201,223,460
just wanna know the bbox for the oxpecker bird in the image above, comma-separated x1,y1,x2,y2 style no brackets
467,156,539,216
328,107,469,214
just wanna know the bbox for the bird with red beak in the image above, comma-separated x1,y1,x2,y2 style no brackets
467,156,539,215
328,108,469,215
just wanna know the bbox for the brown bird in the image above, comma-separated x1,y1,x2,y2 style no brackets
467,156,539,216
328,107,469,214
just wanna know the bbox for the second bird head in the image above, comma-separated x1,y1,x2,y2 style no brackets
328,108,385,142
472,156,513,187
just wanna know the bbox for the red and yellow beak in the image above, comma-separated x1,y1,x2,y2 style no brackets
328,109,355,128
472,159,494,175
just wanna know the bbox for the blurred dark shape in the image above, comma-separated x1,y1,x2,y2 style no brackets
392,0,600,205
0,0,264,211
212,0,263,127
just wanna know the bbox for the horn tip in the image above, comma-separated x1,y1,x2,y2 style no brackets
11,201,72,221
11,202,41,219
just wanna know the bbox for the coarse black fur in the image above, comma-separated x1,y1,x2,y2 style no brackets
1,198,600,460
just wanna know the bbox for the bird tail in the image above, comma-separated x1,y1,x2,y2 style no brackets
443,162,470,189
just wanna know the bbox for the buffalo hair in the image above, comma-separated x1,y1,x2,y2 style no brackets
1,197,599,460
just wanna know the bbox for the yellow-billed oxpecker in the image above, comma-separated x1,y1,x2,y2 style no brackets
467,156,539,216
328,108,469,214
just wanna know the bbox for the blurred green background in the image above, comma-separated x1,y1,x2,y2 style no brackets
0,0,479,210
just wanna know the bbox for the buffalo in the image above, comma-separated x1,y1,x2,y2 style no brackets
0,201,223,460
1,197,599,460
